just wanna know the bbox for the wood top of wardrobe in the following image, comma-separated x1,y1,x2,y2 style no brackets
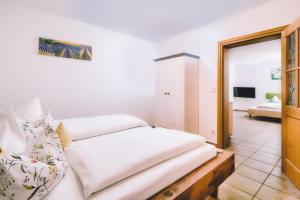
154,53,200,62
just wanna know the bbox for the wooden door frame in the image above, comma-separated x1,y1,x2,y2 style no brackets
217,25,288,149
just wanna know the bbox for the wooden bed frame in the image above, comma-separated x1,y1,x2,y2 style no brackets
248,107,281,119
149,149,234,200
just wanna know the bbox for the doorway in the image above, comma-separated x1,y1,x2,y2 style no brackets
226,38,282,151
217,26,287,149
218,21,300,192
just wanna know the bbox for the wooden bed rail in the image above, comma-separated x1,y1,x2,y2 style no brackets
149,150,234,200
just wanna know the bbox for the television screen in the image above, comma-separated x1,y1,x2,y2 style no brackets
234,87,255,98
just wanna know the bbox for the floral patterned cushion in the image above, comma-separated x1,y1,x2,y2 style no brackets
0,113,68,200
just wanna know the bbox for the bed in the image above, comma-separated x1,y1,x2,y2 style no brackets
44,115,234,200
248,93,281,119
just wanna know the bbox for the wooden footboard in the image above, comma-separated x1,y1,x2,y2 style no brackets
149,149,234,200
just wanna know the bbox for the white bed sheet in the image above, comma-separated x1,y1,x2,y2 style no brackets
46,143,216,200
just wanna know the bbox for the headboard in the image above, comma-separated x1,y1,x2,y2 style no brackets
266,93,281,100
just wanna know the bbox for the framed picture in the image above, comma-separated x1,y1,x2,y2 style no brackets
271,67,281,80
39,38,92,61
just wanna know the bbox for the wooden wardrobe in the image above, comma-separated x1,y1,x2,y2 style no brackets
154,53,199,134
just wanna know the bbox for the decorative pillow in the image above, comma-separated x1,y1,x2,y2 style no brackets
55,122,72,150
0,111,26,153
0,113,68,200
2,98,44,154
0,147,6,156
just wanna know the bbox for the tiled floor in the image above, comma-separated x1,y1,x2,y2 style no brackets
207,111,300,200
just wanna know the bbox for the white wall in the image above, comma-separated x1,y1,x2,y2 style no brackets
228,40,281,110
232,62,281,110
157,0,300,143
0,2,156,122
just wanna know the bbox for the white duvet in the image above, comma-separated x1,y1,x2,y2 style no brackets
257,102,281,110
65,127,206,198
46,144,216,200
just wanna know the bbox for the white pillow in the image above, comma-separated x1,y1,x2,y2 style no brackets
1,98,44,153
271,95,281,103
62,114,148,140
0,111,26,153
10,98,43,123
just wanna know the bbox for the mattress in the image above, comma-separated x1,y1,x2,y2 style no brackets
46,143,216,200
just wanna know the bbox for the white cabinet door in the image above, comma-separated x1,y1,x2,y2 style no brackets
155,57,184,130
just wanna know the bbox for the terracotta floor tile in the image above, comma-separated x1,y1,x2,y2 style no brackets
254,150,281,160
238,142,261,150
218,183,253,200
227,145,256,153
259,147,281,156
262,143,281,150
264,175,300,198
271,166,285,178
225,174,261,195
245,139,266,145
235,149,255,157
237,145,257,152
235,160,241,169
269,141,281,146
250,153,279,165
228,111,299,200
243,158,274,173
230,138,242,145
276,159,282,167
256,185,298,200
235,154,248,163
236,165,268,183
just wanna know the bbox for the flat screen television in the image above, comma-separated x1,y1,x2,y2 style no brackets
234,87,255,98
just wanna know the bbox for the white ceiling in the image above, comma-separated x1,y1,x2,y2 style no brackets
10,0,274,41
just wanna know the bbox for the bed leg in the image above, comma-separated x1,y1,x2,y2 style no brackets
211,188,218,198
249,114,252,119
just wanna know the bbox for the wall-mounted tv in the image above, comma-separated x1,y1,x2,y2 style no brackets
234,87,255,98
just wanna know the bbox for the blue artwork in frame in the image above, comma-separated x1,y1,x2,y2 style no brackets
39,38,92,61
